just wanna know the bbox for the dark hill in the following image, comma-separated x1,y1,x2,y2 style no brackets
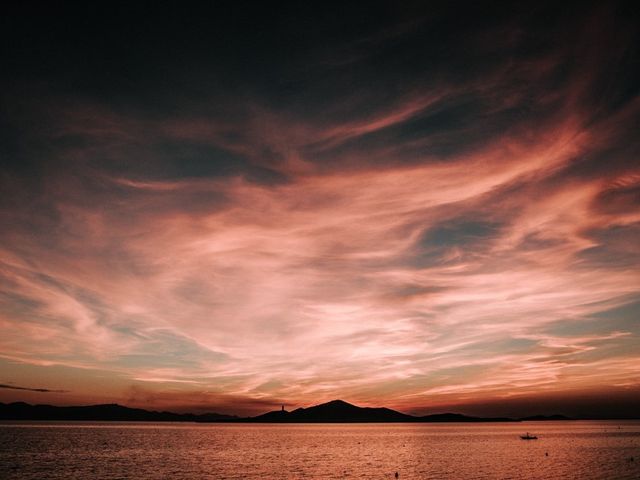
519,414,572,421
0,402,235,422
248,400,515,423
419,412,513,422
251,399,414,423
3,399,571,423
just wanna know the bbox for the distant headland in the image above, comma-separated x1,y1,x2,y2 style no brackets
0,399,577,423
243,399,518,423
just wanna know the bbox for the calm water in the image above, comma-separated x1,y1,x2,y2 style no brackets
0,421,639,479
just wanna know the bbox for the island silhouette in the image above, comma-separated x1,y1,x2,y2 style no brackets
247,399,514,423
0,399,574,422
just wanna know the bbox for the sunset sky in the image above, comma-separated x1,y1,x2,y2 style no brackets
1,2,639,418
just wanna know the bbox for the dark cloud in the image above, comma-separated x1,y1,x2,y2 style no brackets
0,383,68,393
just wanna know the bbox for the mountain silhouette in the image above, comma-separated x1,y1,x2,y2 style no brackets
1,399,576,422
417,412,510,422
520,414,572,421
0,402,235,422
248,400,514,423
251,399,414,423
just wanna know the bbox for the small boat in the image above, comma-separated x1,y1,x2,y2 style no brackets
520,432,538,440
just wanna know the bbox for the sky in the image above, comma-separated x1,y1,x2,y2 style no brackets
0,1,639,418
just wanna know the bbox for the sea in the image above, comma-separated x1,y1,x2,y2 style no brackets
0,421,639,479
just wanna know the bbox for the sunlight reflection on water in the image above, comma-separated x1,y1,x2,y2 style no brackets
1,421,639,479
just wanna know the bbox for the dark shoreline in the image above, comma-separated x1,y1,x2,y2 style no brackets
0,399,589,423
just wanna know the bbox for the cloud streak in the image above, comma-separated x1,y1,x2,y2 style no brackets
0,384,68,394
